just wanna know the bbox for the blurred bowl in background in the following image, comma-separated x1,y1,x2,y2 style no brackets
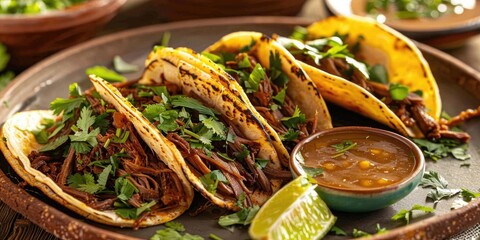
324,0,480,49
0,0,126,70
154,0,307,21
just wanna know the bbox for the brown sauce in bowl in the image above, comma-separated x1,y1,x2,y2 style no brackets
300,132,416,190
351,0,480,32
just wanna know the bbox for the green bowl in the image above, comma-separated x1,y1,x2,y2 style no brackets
290,126,425,213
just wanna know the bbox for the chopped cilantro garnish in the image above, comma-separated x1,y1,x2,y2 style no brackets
115,200,157,219
165,221,185,232
218,205,260,227
237,54,251,69
280,128,300,141
301,164,323,177
143,104,167,122
289,26,308,41
38,135,69,152
202,117,226,138
255,158,269,169
389,83,409,101
269,51,289,86
170,95,218,116
235,144,250,161
280,106,306,129
272,87,287,105
413,138,470,161
50,97,85,116
69,107,100,154
239,39,256,53
67,165,111,194
330,140,357,158
330,226,347,236
200,170,228,195
115,176,138,202
86,66,126,82
391,204,434,225
244,63,265,93
157,110,179,133
420,170,448,189
368,64,389,84
420,171,461,204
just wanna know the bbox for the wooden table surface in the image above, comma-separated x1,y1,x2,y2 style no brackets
0,0,479,239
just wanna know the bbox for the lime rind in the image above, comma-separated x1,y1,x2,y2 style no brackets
249,177,336,240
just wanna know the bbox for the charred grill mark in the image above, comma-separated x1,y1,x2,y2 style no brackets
361,92,369,99
260,35,271,43
161,57,176,67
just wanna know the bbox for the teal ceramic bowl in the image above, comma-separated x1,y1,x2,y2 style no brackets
290,126,425,213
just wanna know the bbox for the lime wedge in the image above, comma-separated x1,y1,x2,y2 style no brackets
249,176,336,240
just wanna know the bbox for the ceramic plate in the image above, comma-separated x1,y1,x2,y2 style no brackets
1,17,479,240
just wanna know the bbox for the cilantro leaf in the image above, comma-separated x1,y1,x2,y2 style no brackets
170,96,218,116
330,226,347,236
301,164,323,177
255,159,269,169
92,112,110,134
237,54,251,69
420,171,448,189
69,83,82,98
289,26,308,41
427,188,461,204
150,228,181,240
389,83,409,101
330,140,357,158
352,228,371,238
272,87,287,105
67,173,85,188
165,221,185,232
281,106,306,129
113,55,139,73
368,64,389,84
143,104,167,122
202,117,226,138
50,97,85,116
200,170,228,195
280,128,300,141
157,110,179,133
245,63,265,93
97,165,112,188
218,205,260,227
77,107,95,132
115,177,138,202
39,135,69,152
239,39,256,53
86,66,126,82
412,138,470,161
115,200,156,220
460,188,480,202
235,144,250,161
269,51,289,86
391,204,434,225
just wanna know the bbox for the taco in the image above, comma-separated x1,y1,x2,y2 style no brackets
275,16,454,140
201,31,332,166
92,47,291,211
0,81,194,228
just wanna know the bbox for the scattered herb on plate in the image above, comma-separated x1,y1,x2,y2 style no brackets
391,204,434,225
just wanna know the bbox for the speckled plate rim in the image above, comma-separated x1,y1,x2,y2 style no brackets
0,16,479,240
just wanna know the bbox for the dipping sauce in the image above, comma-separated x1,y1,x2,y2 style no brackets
299,131,416,190
351,0,480,32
